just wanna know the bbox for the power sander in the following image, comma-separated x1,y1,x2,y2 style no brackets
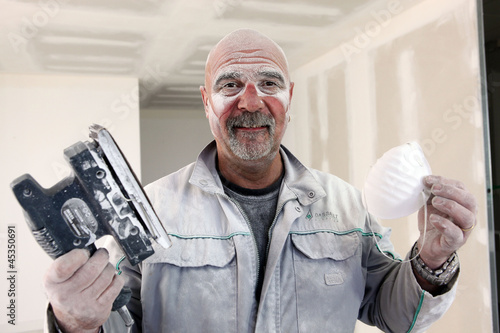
10,124,172,328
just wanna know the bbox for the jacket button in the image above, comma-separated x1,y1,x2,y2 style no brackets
308,191,315,198
199,179,208,186
295,207,302,212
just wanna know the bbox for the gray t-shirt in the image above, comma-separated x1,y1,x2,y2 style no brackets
219,171,283,300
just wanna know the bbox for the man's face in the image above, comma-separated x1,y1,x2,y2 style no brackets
201,36,294,162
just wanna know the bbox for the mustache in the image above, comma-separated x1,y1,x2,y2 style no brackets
226,111,275,131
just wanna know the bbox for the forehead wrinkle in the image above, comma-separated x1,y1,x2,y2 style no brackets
210,53,288,87
214,67,286,87
217,53,283,69
205,29,290,88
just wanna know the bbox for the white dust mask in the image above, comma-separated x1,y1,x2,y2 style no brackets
362,142,432,219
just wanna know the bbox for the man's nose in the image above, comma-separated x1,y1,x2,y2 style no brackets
237,83,263,112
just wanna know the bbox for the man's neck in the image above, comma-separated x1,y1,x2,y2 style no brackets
217,151,283,190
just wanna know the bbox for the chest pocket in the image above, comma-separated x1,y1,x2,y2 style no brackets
141,237,238,333
291,232,364,332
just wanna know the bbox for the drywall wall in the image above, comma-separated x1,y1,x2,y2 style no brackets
284,0,492,331
140,106,213,185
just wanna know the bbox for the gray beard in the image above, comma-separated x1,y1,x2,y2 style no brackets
227,111,276,160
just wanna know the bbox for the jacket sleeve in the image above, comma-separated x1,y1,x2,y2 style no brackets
44,303,60,333
358,217,458,333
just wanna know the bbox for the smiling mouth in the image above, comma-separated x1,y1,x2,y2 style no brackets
227,111,275,137
235,125,268,131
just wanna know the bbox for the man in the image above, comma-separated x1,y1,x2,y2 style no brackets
43,29,476,332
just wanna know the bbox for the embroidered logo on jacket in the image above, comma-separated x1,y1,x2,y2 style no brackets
305,209,339,222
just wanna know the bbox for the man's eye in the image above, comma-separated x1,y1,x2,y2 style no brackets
259,81,281,93
217,82,241,96
222,82,238,89
263,81,277,86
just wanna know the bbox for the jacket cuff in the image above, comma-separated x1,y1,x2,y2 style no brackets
45,303,59,333
405,253,459,332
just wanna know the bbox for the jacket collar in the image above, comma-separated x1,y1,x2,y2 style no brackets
189,141,326,206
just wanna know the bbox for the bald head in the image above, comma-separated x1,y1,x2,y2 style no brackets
204,29,290,89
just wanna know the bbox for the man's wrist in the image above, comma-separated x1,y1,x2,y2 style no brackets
411,243,460,286
52,305,102,333
54,318,102,333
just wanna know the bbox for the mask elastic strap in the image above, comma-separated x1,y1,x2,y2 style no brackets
365,191,427,263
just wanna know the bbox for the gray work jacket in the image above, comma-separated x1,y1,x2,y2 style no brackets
84,142,457,332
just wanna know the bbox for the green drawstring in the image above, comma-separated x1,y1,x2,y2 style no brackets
116,255,126,275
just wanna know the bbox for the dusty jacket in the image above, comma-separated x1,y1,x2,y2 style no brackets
97,142,457,333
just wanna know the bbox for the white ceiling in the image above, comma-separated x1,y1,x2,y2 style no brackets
0,0,496,109
0,0,387,109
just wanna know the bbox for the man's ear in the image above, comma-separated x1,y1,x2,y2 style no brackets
200,86,210,118
287,82,295,111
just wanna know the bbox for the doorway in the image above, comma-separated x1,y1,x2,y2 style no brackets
483,0,500,330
